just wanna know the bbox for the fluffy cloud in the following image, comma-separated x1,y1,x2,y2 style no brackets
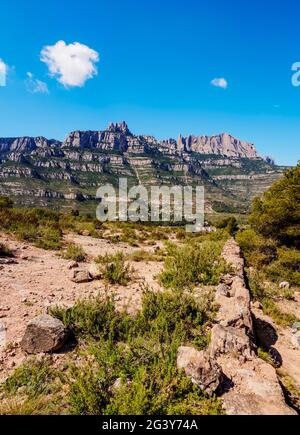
0,59,7,86
40,40,99,87
211,77,228,89
25,72,49,94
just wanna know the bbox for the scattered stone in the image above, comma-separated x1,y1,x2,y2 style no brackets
70,269,92,283
0,258,18,265
81,230,90,237
177,345,223,396
67,261,79,269
291,331,300,349
0,323,6,348
88,262,103,280
291,322,300,332
279,281,290,289
21,314,69,354
109,377,131,393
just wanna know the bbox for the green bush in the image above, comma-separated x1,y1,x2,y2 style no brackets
50,289,220,415
236,228,278,269
160,240,229,290
216,216,239,236
265,247,300,286
62,243,86,262
95,252,131,285
249,164,300,248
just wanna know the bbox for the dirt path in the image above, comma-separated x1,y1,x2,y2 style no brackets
252,305,300,390
0,233,164,381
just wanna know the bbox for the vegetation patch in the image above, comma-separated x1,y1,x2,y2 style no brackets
160,239,229,290
95,252,132,285
48,289,221,415
62,243,87,262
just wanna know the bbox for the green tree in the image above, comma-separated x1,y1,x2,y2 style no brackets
216,216,239,236
249,163,300,248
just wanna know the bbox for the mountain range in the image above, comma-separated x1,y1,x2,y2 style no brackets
0,122,286,213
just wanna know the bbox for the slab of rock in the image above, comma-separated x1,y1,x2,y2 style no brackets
70,269,91,283
177,345,223,396
21,314,68,354
219,357,297,415
210,324,254,361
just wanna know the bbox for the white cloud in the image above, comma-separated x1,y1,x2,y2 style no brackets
40,40,99,88
211,77,228,89
25,72,49,94
0,59,7,87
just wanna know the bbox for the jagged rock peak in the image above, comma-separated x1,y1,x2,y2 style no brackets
107,121,131,135
177,132,258,158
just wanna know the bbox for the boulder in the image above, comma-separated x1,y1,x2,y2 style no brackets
209,324,254,361
88,262,103,280
177,345,223,396
21,314,68,354
70,269,91,283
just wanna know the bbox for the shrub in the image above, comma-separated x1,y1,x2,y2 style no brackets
35,226,62,250
95,252,131,285
160,240,229,290
62,243,86,262
261,298,298,327
216,216,239,236
236,228,278,269
247,269,267,301
249,163,300,248
50,289,220,415
265,247,300,287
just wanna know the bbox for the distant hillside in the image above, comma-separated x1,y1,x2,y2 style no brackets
0,122,286,213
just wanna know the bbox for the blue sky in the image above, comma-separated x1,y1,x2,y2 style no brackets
0,0,300,165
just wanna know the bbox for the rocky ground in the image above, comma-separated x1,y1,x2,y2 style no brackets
0,232,299,414
0,232,164,381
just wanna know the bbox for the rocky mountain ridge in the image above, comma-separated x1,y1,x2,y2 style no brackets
0,121,259,158
0,122,285,212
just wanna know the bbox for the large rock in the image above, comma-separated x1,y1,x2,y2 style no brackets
70,269,91,283
177,345,223,396
21,314,68,354
88,262,103,280
209,324,254,361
